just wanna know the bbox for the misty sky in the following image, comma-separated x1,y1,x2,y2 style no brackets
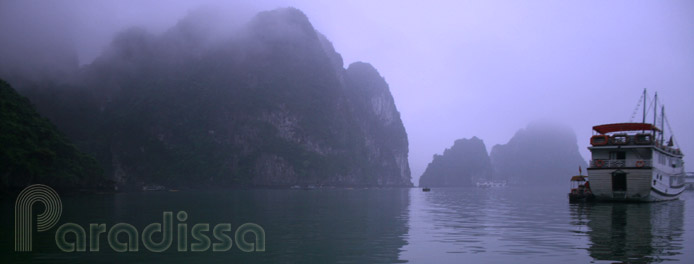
1,0,693,185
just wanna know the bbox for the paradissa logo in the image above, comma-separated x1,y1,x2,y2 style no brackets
15,184,265,253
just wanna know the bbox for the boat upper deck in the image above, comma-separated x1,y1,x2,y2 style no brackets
589,122,682,157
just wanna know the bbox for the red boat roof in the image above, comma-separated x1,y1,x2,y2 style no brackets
592,123,660,134
570,175,587,181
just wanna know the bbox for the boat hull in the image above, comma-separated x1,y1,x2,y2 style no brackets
646,185,686,202
587,167,684,202
568,193,595,203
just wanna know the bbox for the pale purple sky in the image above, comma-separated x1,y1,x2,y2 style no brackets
2,0,693,184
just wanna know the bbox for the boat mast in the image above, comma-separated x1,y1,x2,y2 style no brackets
661,106,665,146
653,92,657,138
642,88,647,124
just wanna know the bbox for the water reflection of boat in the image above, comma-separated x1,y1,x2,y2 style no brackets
571,201,684,263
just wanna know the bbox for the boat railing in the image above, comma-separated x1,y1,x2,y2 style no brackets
589,159,652,168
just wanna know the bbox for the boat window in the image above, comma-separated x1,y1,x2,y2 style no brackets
591,135,608,145
609,151,626,160
635,134,652,144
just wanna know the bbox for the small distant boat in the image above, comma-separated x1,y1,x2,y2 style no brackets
142,184,166,191
422,187,431,192
475,181,507,188
289,185,317,190
568,173,594,203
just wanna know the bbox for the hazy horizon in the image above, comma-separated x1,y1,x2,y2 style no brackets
1,0,692,185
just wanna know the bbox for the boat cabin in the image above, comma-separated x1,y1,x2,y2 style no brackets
569,175,589,192
588,123,683,170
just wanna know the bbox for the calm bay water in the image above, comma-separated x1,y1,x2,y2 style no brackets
2,187,693,263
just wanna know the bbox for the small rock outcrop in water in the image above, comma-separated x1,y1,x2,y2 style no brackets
418,137,492,187
6,8,412,188
0,79,104,193
419,122,587,187
489,122,587,186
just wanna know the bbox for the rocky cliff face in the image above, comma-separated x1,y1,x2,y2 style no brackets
0,79,105,193
489,122,587,186
344,62,411,186
11,8,412,188
418,137,492,187
419,122,586,187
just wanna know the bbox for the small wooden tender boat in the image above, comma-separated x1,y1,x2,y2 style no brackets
568,174,594,203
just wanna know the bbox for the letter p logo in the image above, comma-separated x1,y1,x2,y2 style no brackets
15,184,62,252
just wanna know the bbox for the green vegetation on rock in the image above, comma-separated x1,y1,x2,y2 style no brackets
0,79,104,193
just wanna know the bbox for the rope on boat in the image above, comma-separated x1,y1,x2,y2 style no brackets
629,92,644,122
644,95,655,122
664,113,680,149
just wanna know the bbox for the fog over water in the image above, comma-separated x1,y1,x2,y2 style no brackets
1,0,692,185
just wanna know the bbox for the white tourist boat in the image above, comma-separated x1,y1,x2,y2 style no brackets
475,181,507,188
587,90,686,202
685,172,694,190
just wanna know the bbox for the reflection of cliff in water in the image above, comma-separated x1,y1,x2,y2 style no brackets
1,189,411,264
572,201,684,263
256,188,411,263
